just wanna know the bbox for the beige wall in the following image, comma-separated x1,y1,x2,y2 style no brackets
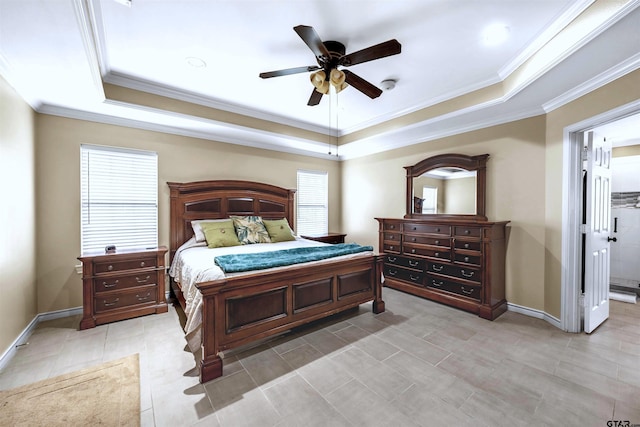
544,69,640,318
34,115,342,313
343,116,548,311
0,76,37,353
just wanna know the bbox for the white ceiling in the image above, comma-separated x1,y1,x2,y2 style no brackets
1,0,639,158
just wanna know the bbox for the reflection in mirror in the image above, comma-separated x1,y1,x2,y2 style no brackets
413,168,477,215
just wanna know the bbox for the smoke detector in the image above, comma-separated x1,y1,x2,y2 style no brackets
380,79,397,91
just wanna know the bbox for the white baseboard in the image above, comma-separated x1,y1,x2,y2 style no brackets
0,306,82,371
507,302,562,330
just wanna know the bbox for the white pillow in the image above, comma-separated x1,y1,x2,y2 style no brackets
191,219,229,242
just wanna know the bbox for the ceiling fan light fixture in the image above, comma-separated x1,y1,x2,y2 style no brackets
330,69,346,86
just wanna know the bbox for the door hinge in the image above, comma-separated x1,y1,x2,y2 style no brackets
582,147,589,161
580,224,588,234
579,293,585,307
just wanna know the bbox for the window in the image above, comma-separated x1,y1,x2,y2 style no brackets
422,186,437,214
296,170,328,236
80,145,158,253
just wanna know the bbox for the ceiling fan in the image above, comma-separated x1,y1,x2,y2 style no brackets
259,25,401,106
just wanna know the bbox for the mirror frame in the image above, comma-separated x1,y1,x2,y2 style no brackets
405,153,489,220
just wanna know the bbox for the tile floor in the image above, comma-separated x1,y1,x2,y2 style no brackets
1,288,640,426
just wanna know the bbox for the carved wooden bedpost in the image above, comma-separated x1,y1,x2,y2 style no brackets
373,254,385,314
197,281,225,383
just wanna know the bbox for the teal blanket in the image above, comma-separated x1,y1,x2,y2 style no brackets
214,243,373,273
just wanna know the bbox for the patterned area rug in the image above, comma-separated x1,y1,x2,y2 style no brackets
0,354,140,426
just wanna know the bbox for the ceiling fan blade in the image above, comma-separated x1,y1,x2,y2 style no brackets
307,89,323,106
343,70,382,99
341,39,401,67
294,25,331,60
259,65,321,79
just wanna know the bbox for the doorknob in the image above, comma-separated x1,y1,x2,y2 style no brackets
607,236,617,242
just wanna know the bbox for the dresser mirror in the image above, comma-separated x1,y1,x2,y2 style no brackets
405,153,488,220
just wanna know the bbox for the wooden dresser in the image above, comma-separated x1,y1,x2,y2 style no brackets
78,246,168,329
376,218,508,320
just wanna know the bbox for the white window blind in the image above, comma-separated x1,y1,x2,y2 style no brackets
80,145,158,253
296,170,328,236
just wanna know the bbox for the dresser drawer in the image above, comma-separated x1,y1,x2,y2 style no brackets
383,242,401,253
454,226,482,238
454,240,482,251
403,244,451,261
427,262,481,284
404,234,450,247
382,221,402,231
93,273,158,293
425,276,481,301
384,265,424,286
383,232,402,243
404,223,450,236
94,256,157,274
385,255,425,271
454,252,482,266
94,285,158,313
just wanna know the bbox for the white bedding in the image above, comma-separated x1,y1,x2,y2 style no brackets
169,236,373,351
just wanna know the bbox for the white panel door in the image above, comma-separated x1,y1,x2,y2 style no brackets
583,131,612,333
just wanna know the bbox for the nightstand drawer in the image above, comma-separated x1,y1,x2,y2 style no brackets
94,256,157,274
94,285,158,313
93,273,158,293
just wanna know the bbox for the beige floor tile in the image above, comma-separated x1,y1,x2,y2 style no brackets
1,289,639,426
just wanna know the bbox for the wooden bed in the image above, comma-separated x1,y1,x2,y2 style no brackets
168,180,385,383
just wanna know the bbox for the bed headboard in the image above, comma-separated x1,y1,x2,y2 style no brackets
167,180,296,261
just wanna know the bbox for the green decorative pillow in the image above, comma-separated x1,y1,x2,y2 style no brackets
201,220,241,248
263,218,296,243
231,216,272,244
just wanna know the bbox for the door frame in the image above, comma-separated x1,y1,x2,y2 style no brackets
561,99,640,333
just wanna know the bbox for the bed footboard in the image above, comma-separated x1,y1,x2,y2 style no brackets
196,254,385,383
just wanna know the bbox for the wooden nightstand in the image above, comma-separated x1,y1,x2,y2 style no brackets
301,233,346,244
78,246,168,330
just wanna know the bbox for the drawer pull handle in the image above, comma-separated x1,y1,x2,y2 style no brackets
408,260,419,267
435,240,440,245
435,252,440,257
135,275,151,283
464,243,470,249
102,280,119,288
412,237,416,242
432,265,443,272
461,270,474,278
389,225,395,229
140,261,146,267
413,226,417,230
103,298,119,307
136,293,151,301
410,275,420,281
390,246,395,250
107,265,113,271
431,280,443,287
388,256,397,263
461,287,473,295
387,269,398,276
464,229,470,235
411,249,416,254
389,235,394,240
464,256,470,262
436,228,440,232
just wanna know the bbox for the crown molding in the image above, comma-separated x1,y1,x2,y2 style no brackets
543,52,640,113
39,101,340,161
